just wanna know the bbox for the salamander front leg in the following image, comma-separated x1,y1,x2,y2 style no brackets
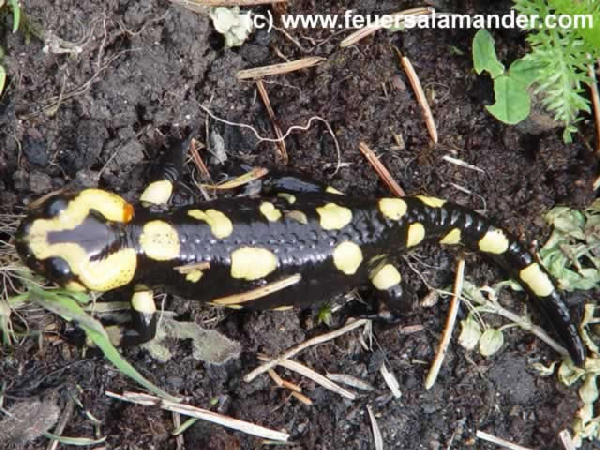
140,132,194,207
360,263,414,323
119,287,158,346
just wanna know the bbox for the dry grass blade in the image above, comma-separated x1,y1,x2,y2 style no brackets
340,7,433,47
260,357,357,400
558,429,576,450
211,274,301,306
174,261,211,274
106,391,289,441
425,258,464,390
171,0,285,8
268,369,302,392
201,167,269,190
587,57,600,155
290,391,313,405
393,46,438,143
244,318,370,382
256,80,288,163
237,57,325,80
442,155,485,174
476,430,534,450
189,138,212,181
358,142,405,196
326,374,375,391
380,363,401,398
367,406,383,450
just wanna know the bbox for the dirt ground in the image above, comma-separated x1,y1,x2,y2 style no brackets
1,0,598,449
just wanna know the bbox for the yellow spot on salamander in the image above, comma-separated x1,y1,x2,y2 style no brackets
406,223,425,247
259,202,282,222
379,198,407,220
285,210,308,225
65,281,87,292
371,264,401,290
231,247,278,281
479,229,509,255
333,241,363,275
278,193,296,204
132,289,156,314
326,186,343,195
75,189,135,223
139,220,180,261
520,263,555,297
140,180,173,206
440,228,461,245
417,195,446,208
188,209,233,239
185,270,204,283
316,203,352,230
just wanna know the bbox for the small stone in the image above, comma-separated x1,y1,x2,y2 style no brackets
29,171,53,194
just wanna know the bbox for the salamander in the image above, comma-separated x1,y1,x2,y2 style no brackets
14,134,586,366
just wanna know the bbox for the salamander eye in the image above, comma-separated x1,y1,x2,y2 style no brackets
43,196,69,218
44,256,73,284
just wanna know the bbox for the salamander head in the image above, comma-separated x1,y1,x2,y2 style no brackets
15,189,137,292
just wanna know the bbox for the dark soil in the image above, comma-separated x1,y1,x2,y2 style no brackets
1,1,598,449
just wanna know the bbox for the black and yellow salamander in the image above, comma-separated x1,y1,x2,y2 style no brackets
15,134,586,366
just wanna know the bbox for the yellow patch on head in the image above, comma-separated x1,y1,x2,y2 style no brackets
332,241,363,275
371,264,401,291
285,210,308,225
139,220,180,261
259,202,282,222
27,211,137,292
479,229,509,255
140,180,173,206
379,198,407,220
132,289,156,315
231,247,278,281
188,209,233,239
185,269,204,283
406,223,425,247
316,203,352,230
416,195,446,208
278,193,296,204
520,263,555,297
75,189,134,223
440,228,461,245
326,186,343,195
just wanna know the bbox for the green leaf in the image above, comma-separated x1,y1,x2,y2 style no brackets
486,74,531,124
8,0,20,32
472,29,505,78
458,315,481,351
509,59,543,87
479,328,504,357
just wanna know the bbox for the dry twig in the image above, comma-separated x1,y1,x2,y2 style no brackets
211,274,301,306
259,357,357,400
237,57,325,80
358,142,405,196
340,7,433,47
476,430,534,450
171,0,284,8
586,57,600,155
106,391,289,441
393,46,438,144
367,406,384,450
245,318,370,382
425,258,464,390
256,80,288,163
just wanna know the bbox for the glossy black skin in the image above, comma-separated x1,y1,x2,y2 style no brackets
124,192,585,365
